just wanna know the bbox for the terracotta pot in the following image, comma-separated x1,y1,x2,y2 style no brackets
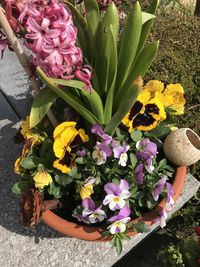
164,128,200,166
42,166,186,242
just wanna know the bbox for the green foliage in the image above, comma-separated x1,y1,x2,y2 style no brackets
31,0,159,135
180,238,200,267
130,130,143,142
111,233,131,255
30,88,57,128
133,221,150,233
20,156,41,169
12,181,30,195
158,243,185,267
158,237,200,267
48,181,61,198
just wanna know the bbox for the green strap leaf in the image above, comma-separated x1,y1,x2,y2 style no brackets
105,78,142,135
115,41,159,110
65,2,90,58
100,3,119,43
142,11,156,24
116,2,142,91
30,88,58,128
95,23,117,94
103,26,118,123
83,0,101,62
36,68,101,126
49,78,104,123
84,0,100,38
136,0,159,56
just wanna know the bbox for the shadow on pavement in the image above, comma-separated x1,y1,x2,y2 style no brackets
0,95,63,240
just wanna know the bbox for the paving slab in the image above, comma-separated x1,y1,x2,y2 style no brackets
0,50,32,119
0,50,199,267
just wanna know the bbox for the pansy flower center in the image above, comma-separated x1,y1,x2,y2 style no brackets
114,197,121,203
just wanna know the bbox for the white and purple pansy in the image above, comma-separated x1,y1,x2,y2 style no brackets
136,139,157,156
103,180,130,211
152,176,174,210
107,206,131,234
154,209,168,228
136,138,158,174
91,125,112,144
82,198,107,224
159,210,168,228
92,144,107,165
113,142,130,167
152,176,168,201
165,182,174,210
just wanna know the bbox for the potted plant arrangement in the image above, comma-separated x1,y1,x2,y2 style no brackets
0,0,200,254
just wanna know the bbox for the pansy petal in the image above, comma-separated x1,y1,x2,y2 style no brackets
119,206,131,217
82,198,95,210
103,194,114,205
104,183,119,195
119,179,129,191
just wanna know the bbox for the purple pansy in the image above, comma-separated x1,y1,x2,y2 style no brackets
135,139,158,184
82,198,107,224
136,139,157,156
113,142,130,167
91,125,112,143
79,149,87,157
107,206,131,234
92,143,108,165
108,205,131,222
103,180,130,211
97,142,112,157
159,210,167,228
152,176,174,210
165,182,174,210
135,163,144,185
152,176,168,201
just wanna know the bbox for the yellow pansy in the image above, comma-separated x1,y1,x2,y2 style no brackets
80,184,94,199
53,122,89,173
155,83,185,115
14,137,39,174
20,116,32,139
33,170,52,189
143,80,164,97
53,121,77,139
14,157,23,174
122,96,166,132
53,157,73,174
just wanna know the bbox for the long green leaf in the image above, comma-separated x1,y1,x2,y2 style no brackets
30,88,58,128
142,12,156,24
100,3,119,43
115,41,159,110
94,4,118,98
117,10,155,54
95,24,117,96
36,68,100,126
65,2,90,58
116,2,142,91
103,26,118,123
136,0,159,56
105,78,143,135
49,78,104,123
84,0,100,39
83,0,101,62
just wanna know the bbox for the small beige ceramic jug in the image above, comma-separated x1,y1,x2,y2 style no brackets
163,128,200,166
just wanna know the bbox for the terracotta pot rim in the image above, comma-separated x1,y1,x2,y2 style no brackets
42,166,187,242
